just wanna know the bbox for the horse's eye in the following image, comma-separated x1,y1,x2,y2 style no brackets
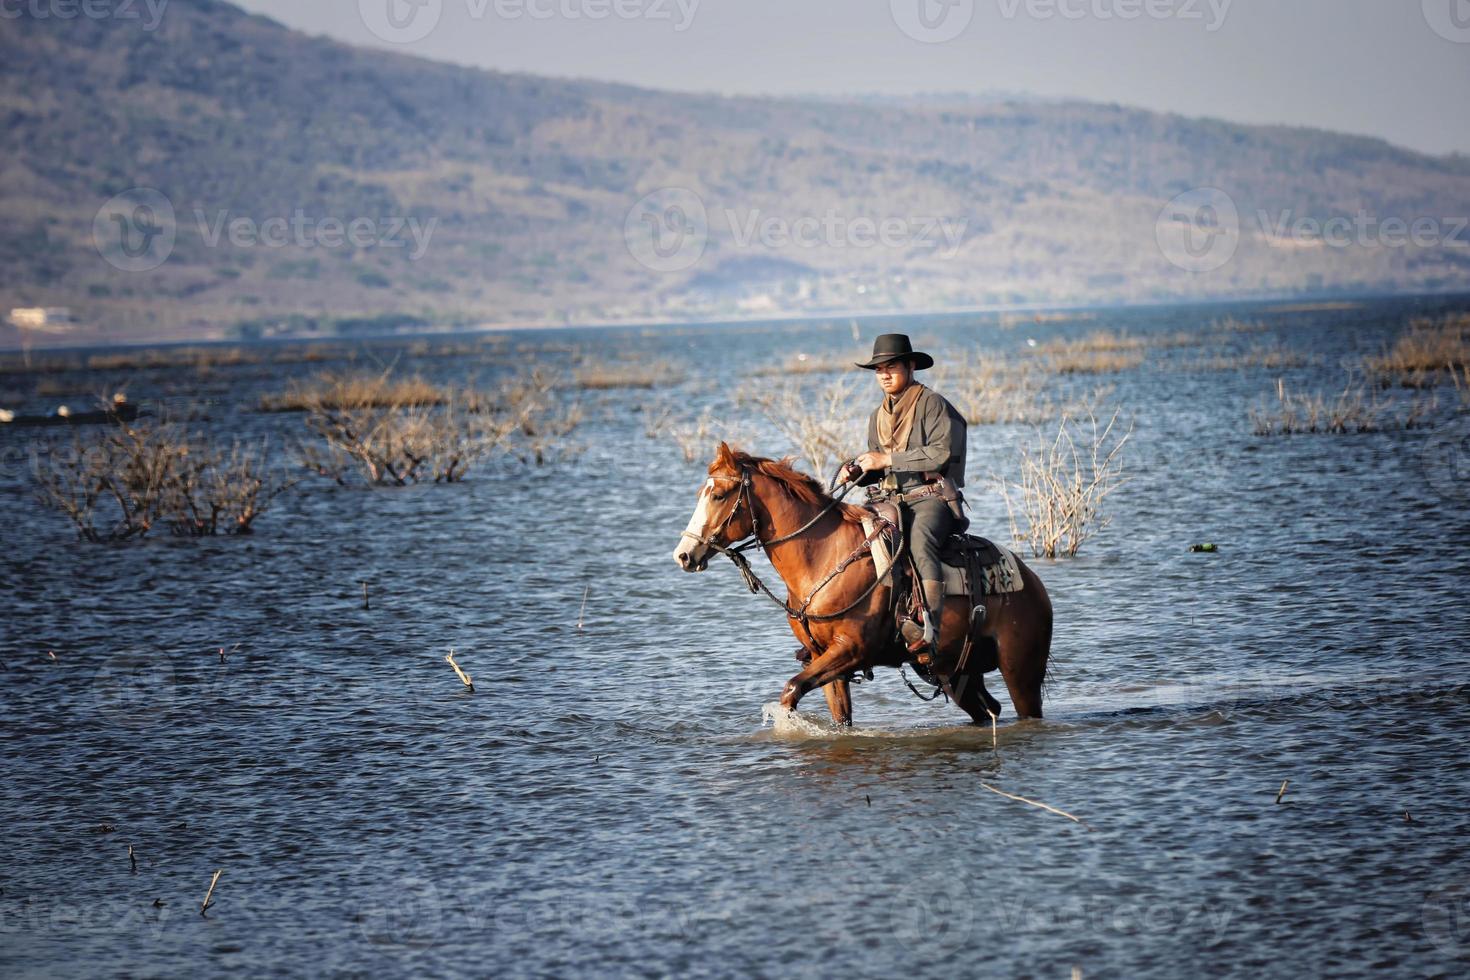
711,492,727,502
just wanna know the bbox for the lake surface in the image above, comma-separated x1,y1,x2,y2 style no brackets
2,295,1468,978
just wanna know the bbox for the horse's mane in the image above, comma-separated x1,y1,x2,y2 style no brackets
712,448,865,524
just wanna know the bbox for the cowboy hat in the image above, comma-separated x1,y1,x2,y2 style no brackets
854,333,934,371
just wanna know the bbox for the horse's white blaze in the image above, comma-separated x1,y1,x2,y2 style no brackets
679,476,740,567
674,480,715,565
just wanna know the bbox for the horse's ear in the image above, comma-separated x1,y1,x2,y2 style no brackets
714,441,735,468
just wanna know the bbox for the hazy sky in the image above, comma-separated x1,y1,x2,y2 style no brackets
233,0,1470,157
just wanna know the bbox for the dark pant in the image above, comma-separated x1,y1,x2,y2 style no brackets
903,497,954,587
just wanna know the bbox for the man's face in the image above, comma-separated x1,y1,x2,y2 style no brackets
874,359,914,396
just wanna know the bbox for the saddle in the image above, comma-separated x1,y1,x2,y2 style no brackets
860,502,1025,606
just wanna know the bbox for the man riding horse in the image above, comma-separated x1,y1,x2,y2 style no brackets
850,333,968,660
671,331,1053,724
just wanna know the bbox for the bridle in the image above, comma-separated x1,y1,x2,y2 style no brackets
679,465,903,651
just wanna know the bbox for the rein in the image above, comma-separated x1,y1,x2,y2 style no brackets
680,466,903,648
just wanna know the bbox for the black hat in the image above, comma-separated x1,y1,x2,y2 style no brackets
855,333,934,371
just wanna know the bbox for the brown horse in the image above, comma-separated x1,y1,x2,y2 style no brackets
673,443,1053,726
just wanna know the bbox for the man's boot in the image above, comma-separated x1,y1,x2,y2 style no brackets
904,580,946,663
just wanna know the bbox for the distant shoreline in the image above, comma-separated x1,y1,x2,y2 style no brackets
5,287,1469,355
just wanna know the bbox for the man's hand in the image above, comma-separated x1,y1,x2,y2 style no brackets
855,451,892,473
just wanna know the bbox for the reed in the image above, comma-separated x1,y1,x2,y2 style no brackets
1363,314,1470,388
1186,346,1308,372
1250,378,1398,436
574,359,684,390
1044,349,1145,375
749,354,850,377
260,372,453,412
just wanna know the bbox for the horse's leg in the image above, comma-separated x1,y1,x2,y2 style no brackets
781,635,865,711
996,565,1053,719
949,668,1002,725
821,679,853,727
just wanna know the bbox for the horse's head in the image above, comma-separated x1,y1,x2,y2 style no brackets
673,442,757,572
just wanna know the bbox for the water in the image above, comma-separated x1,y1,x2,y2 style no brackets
2,295,1468,978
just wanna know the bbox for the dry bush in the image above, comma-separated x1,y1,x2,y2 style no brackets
261,371,454,412
34,422,294,542
994,411,1131,559
934,354,1114,425
1044,349,1146,375
1249,377,1435,436
743,375,863,477
644,404,750,463
1034,329,1198,355
574,359,684,390
749,354,850,377
1364,314,1470,389
296,370,577,483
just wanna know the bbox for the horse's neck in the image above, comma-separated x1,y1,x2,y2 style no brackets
756,490,859,594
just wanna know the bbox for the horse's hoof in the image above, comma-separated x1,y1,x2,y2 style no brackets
780,679,804,709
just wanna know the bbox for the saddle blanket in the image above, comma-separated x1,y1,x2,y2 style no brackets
861,512,1025,597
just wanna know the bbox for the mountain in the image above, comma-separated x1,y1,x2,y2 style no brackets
2,0,1468,343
